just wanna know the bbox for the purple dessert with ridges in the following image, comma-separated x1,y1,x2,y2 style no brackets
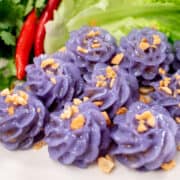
110,102,177,170
25,53,84,109
45,100,111,168
0,88,47,150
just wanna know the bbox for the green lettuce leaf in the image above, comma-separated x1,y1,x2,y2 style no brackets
44,0,180,53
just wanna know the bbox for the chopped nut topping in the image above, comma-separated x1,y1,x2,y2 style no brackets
139,38,150,51
116,107,128,115
159,86,172,95
51,63,59,69
96,80,107,88
91,43,101,48
71,105,79,114
152,34,161,45
73,98,82,105
59,46,66,52
106,66,116,79
1,88,10,96
50,77,56,84
139,86,154,94
98,155,115,173
18,91,28,101
86,30,100,38
41,58,55,68
33,141,46,150
161,160,176,171
60,106,73,120
93,39,99,43
158,68,166,75
70,114,85,130
111,53,124,65
175,117,180,124
83,96,89,102
139,94,152,104
77,46,88,54
8,106,14,116
102,111,111,125
109,78,116,88
159,77,171,87
93,101,104,107
137,121,148,133
37,108,41,113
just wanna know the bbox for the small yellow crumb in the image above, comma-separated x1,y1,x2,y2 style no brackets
98,155,115,174
73,98,82,105
158,68,166,75
139,86,154,94
50,77,56,84
7,106,14,116
139,94,152,104
109,78,116,88
159,86,172,95
41,58,55,68
175,117,180,124
102,111,111,126
139,38,150,51
83,96,89,102
86,30,100,38
106,66,116,79
71,105,79,114
152,34,161,45
70,114,85,130
18,91,28,101
111,53,124,65
0,88,10,96
91,43,101,48
51,63,59,70
161,160,176,171
33,141,46,150
93,101,104,107
116,107,128,115
137,121,148,133
77,46,88,54
60,106,73,120
96,80,107,88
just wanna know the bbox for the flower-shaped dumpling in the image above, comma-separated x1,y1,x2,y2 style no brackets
118,28,174,82
110,102,177,170
83,63,139,116
45,100,111,168
172,41,180,71
0,88,47,150
25,54,84,109
66,26,117,72
150,70,180,146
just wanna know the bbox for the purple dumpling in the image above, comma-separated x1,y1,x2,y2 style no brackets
150,70,180,146
83,63,139,117
66,26,117,72
110,102,177,170
45,100,111,168
0,88,47,150
172,41,180,71
117,28,174,83
25,53,84,109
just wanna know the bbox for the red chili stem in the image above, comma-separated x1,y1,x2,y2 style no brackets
34,0,61,56
15,10,37,80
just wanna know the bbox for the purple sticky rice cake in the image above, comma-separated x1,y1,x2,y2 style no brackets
25,53,84,109
0,88,47,150
150,70,180,146
110,102,177,170
117,28,174,83
45,100,111,168
172,41,180,71
66,26,117,72
83,63,139,117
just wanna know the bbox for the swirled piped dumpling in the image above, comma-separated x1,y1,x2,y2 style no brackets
25,54,84,109
83,63,139,116
0,88,47,150
45,100,111,168
117,28,174,83
150,70,180,146
110,102,177,170
172,41,180,71
66,26,117,72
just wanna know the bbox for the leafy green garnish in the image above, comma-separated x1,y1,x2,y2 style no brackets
44,0,180,53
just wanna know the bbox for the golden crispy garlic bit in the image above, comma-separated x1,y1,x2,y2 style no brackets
161,160,176,171
116,107,128,115
98,155,115,174
70,114,85,130
102,111,111,125
111,53,124,65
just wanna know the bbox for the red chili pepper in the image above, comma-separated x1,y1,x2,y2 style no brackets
15,10,37,80
34,0,61,56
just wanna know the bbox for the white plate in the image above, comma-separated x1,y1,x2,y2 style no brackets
0,145,180,180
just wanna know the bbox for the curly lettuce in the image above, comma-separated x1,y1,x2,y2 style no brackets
44,0,180,53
